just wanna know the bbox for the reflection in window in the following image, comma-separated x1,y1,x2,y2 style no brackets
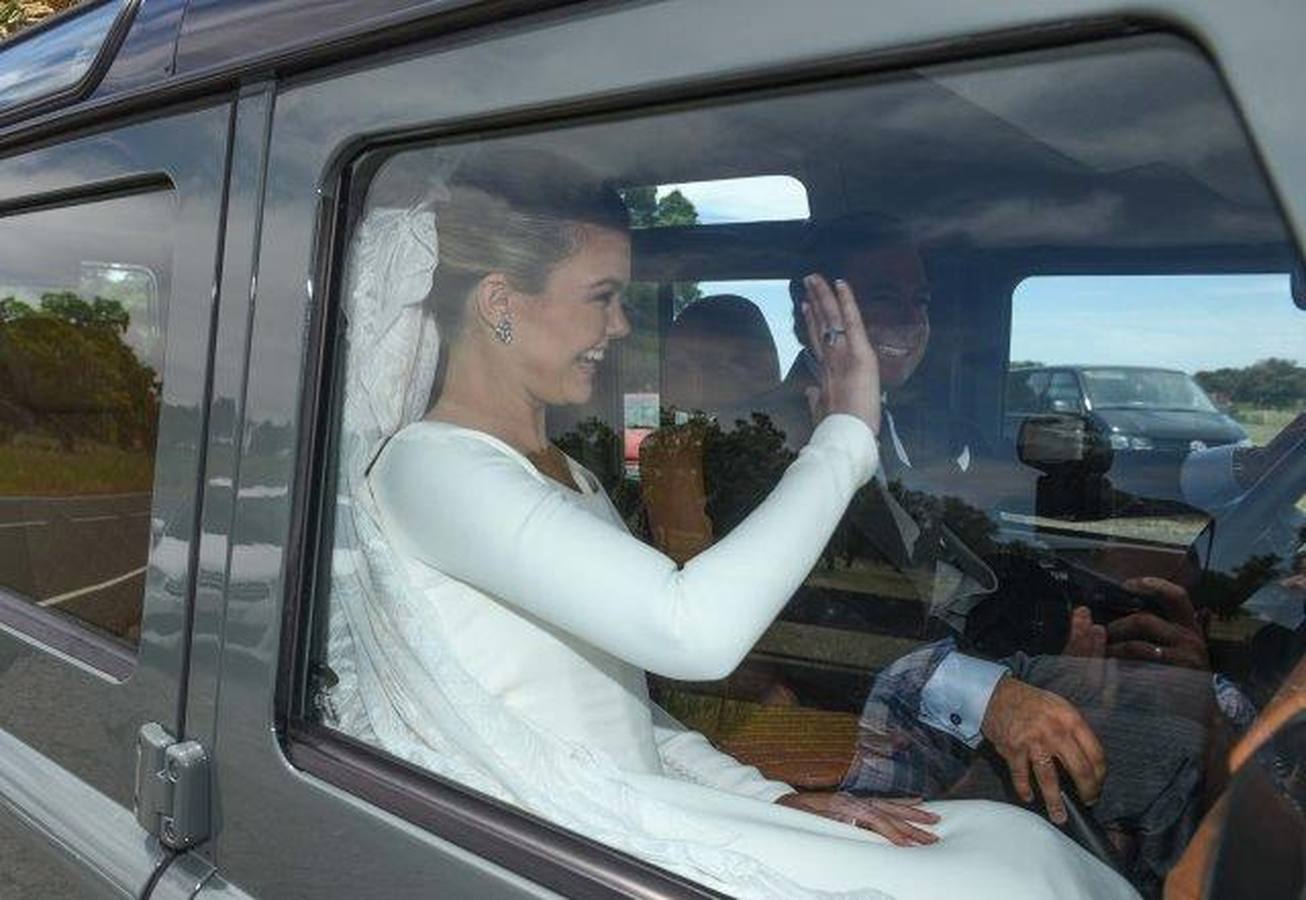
0,190,173,648
306,34,1306,900
0,1,122,112
625,176,810,227
1011,274,1301,447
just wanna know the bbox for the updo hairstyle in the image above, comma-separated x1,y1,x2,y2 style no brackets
429,147,630,339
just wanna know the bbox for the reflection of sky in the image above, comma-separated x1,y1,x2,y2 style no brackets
696,279,803,374
656,176,808,225
1011,274,1303,373
660,184,807,373
0,2,117,107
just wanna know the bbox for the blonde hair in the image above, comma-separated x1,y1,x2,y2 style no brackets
430,148,629,338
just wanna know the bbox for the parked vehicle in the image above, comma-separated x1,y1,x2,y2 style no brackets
1005,365,1248,454
0,1,1304,899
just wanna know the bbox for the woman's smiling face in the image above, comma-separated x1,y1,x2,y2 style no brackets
511,224,632,407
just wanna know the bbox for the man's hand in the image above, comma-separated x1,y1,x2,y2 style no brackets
1062,605,1106,658
776,790,940,846
1107,577,1209,670
980,676,1106,825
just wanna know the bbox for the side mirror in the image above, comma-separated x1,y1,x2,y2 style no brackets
1018,414,1113,474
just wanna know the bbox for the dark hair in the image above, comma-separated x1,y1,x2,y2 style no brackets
664,294,779,413
427,147,629,338
789,212,913,350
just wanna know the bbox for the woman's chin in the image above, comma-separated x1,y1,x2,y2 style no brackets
552,373,596,406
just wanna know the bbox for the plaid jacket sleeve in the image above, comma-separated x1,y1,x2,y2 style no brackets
839,637,978,797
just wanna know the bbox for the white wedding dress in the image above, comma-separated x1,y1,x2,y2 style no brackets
359,416,1138,900
324,191,1139,900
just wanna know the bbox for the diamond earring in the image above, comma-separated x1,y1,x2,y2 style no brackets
493,315,514,345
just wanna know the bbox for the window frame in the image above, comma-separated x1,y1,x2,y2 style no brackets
0,0,141,130
260,12,1306,899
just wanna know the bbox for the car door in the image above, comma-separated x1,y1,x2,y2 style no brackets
0,99,233,897
181,1,1306,899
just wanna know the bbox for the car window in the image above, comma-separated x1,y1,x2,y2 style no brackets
1044,371,1084,413
298,33,1304,899
1006,368,1050,416
0,189,173,650
0,0,123,113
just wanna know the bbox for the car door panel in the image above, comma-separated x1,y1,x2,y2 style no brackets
186,1,1306,897
0,104,232,897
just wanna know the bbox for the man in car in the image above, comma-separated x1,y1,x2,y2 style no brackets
750,214,1222,893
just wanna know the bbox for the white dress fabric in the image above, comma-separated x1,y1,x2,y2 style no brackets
323,190,1140,899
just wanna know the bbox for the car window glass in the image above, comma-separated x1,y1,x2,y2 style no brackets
1044,371,1084,413
0,190,173,649
301,34,1305,899
0,1,122,112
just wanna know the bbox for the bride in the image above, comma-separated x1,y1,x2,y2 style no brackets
326,147,1139,900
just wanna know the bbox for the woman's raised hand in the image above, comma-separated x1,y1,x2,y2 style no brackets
800,274,881,435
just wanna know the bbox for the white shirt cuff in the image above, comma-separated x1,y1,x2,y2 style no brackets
808,413,879,487
918,651,1009,748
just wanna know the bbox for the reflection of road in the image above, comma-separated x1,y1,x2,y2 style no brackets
0,492,151,642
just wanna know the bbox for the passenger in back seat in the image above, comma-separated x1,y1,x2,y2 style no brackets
694,214,1225,895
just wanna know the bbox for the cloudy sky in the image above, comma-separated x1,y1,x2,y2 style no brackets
661,183,1302,377
1010,274,1302,374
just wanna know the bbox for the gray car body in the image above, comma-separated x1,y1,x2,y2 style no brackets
0,1,1303,898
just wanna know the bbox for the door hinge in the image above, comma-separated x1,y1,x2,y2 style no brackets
134,723,211,850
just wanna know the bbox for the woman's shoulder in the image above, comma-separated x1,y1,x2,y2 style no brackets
374,420,545,489
389,419,510,453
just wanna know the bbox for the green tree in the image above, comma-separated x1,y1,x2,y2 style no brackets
0,1,85,39
1195,358,1306,409
617,187,704,392
653,189,698,227
0,297,34,322
0,292,157,451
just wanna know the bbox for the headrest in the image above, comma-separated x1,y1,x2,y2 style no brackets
663,294,779,416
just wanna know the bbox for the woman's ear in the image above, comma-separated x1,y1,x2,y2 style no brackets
470,273,514,336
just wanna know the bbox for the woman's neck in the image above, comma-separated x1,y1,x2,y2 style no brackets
430,345,550,454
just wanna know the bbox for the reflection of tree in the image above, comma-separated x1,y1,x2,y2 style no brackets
552,417,644,532
1196,358,1306,410
700,412,795,536
0,0,82,39
619,187,704,392
0,291,159,451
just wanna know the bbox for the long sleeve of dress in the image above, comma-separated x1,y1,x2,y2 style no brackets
370,414,877,681
651,705,793,802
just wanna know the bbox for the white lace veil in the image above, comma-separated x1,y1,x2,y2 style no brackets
323,156,887,900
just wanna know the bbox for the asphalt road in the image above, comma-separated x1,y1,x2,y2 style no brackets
0,492,152,643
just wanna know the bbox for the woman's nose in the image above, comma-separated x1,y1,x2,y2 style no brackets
606,299,632,339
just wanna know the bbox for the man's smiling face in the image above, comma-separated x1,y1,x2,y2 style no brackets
844,240,932,390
